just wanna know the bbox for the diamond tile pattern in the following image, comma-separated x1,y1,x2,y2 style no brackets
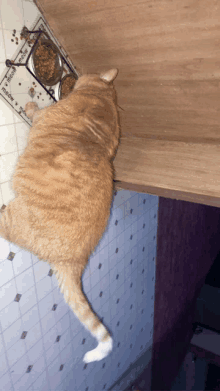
1,190,158,391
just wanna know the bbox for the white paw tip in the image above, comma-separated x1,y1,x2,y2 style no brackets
83,337,113,363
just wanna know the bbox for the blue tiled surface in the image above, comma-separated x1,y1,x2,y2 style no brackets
0,190,158,391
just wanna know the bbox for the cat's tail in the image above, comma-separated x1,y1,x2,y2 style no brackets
52,262,113,364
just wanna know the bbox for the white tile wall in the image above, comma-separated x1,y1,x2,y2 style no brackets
0,0,158,390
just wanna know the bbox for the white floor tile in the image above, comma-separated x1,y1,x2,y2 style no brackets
43,325,58,353
10,242,22,254
0,98,15,126
0,150,18,183
15,121,30,151
38,292,54,320
13,372,33,391
0,331,4,353
13,111,23,124
25,321,41,351
27,338,44,364
0,351,8,377
31,369,48,391
22,0,41,30
0,258,14,288
19,286,37,315
10,353,29,386
13,250,32,276
0,301,20,331
40,311,56,336
33,261,50,284
46,342,60,367
0,123,17,155
28,355,46,386
2,29,23,60
0,29,6,64
1,180,16,205
0,279,17,313
36,276,53,302
3,318,23,351
0,65,6,94
0,186,3,206
0,237,10,261
7,338,26,367
0,371,13,390
16,266,34,294
22,305,39,331
1,0,25,31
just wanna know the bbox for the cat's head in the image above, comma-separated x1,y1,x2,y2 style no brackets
74,69,118,94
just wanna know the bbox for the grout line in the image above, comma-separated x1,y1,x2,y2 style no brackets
32,258,52,391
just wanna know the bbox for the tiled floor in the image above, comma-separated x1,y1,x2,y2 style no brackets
0,1,158,390
0,0,42,207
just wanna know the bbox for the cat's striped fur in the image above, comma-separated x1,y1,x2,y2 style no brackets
0,69,120,363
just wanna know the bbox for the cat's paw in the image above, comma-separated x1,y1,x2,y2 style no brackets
83,336,113,363
25,102,39,120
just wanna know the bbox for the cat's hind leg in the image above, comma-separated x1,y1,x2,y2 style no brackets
52,262,113,363
25,102,40,122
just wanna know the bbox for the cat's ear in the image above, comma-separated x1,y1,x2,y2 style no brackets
100,69,118,83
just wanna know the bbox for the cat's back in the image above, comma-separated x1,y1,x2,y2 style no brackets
2,69,119,263
11,120,113,260
13,121,113,221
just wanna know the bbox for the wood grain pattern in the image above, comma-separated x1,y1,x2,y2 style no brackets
114,137,220,207
35,0,220,206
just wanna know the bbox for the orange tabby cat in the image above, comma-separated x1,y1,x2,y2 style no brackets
0,68,120,363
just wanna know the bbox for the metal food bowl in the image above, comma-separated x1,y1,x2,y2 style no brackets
59,73,77,99
31,37,63,86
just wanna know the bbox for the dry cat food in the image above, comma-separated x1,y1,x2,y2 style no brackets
60,74,77,99
34,39,57,82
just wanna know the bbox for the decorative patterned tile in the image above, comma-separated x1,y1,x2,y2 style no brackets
33,261,51,284
0,351,8,378
19,285,37,315
56,311,70,334
27,338,44,364
0,258,14,287
36,275,53,302
0,299,20,331
28,354,46,384
13,250,32,276
32,370,48,391
0,278,17,312
7,338,26,367
40,310,56,335
16,266,34,294
25,321,41,351
0,370,13,391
